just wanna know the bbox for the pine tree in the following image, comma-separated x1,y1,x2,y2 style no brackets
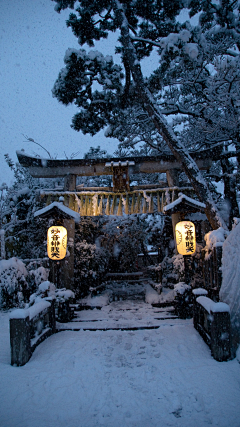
51,0,240,230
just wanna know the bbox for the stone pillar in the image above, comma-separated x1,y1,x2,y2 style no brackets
166,169,181,249
64,174,76,191
10,316,31,366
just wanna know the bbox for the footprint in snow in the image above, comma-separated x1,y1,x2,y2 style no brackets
124,342,132,350
172,407,182,418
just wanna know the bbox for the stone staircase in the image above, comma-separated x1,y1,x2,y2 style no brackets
56,300,179,332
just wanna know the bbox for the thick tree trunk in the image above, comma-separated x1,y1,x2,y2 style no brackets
221,157,239,228
113,0,228,230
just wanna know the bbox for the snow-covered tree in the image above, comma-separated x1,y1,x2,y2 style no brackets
1,155,55,259
51,0,239,230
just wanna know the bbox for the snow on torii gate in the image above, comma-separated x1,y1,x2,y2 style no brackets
17,149,213,217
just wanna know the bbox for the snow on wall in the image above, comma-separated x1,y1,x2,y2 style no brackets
9,300,51,320
196,296,230,314
220,222,240,346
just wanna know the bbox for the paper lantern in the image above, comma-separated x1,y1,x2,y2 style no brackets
175,221,196,255
47,226,67,260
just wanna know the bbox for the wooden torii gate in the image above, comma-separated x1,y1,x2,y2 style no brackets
17,149,213,218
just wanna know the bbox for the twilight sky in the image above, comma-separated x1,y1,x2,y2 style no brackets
0,0,122,185
0,1,193,187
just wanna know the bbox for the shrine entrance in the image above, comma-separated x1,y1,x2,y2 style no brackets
18,149,212,301
17,149,213,218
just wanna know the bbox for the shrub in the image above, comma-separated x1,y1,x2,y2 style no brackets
0,257,28,308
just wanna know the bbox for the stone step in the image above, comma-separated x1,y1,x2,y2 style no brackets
105,272,144,281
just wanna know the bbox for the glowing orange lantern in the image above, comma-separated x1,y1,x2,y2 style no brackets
175,221,196,255
47,226,67,260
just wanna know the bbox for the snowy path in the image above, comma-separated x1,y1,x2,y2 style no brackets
0,308,240,427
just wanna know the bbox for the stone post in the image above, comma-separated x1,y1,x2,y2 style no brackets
10,316,31,366
210,311,231,361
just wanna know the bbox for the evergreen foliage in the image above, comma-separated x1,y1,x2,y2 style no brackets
51,0,240,230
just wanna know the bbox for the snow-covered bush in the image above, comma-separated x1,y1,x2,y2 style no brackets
29,266,49,287
28,281,75,311
0,257,28,308
101,215,148,273
172,254,185,281
74,239,108,295
74,217,109,296
174,282,192,319
159,255,181,288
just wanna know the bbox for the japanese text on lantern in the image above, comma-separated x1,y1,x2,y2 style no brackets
175,221,196,255
47,226,67,260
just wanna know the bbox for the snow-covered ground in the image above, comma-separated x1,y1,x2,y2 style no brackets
0,305,240,427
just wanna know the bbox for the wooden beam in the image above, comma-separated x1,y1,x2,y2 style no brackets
17,151,213,178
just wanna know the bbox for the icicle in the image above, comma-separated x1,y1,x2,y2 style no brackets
110,195,117,215
131,193,135,214
87,196,93,216
143,190,151,213
75,195,81,213
125,194,129,214
82,196,87,216
149,193,154,213
135,193,141,214
105,195,110,215
142,197,147,213
117,195,123,216
92,194,98,216
98,195,103,215
79,196,84,215
172,190,175,202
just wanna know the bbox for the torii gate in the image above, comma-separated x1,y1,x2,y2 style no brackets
17,148,213,204
17,148,215,237
17,149,213,188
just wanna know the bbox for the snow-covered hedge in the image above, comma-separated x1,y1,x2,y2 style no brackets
0,257,29,308
0,258,50,309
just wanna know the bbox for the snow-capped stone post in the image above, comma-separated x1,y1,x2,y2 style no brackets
34,201,80,290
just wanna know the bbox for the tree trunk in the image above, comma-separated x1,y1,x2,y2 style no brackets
221,157,239,228
113,0,227,230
